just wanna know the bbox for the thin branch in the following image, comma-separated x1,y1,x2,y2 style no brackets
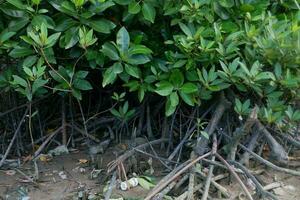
215,153,253,200
0,108,28,168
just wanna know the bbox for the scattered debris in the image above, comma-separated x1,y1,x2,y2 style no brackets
5,170,16,176
47,145,69,156
38,154,52,162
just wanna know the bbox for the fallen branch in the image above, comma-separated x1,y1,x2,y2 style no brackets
145,152,211,200
263,182,281,191
152,179,177,200
33,127,62,159
175,183,205,200
107,138,168,173
215,153,253,200
202,134,217,200
229,161,278,200
66,123,100,143
195,169,231,198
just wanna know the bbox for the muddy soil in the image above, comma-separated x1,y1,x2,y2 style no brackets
1,149,300,200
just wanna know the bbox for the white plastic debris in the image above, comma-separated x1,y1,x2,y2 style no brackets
120,178,139,191
58,171,67,180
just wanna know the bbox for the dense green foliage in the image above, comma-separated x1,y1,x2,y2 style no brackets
0,0,300,128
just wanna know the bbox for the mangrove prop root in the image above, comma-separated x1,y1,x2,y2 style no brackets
195,93,231,156
0,108,28,168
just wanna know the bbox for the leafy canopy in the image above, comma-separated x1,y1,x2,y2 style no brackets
0,0,299,128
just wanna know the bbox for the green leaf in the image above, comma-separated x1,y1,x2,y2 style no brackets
170,92,179,107
200,131,209,139
165,97,176,116
180,83,198,94
12,75,27,87
128,1,141,14
173,60,187,68
110,108,121,118
102,67,117,87
114,0,131,5
46,32,61,48
23,66,33,77
155,81,173,96
0,4,27,18
0,31,16,43
32,78,48,94
89,1,115,13
142,2,156,23
124,80,139,91
9,46,34,58
127,54,150,65
6,0,26,10
170,70,184,87
219,0,234,8
137,177,155,190
75,71,89,79
28,31,42,46
125,64,140,78
8,18,30,32
73,79,92,90
129,45,152,55
138,88,145,102
117,27,130,54
179,91,194,106
49,70,64,83
255,72,274,81
178,22,192,37
123,101,129,114
62,27,79,49
88,19,116,34
101,42,120,60
56,17,77,32
23,55,38,68
72,89,82,100
112,62,123,74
